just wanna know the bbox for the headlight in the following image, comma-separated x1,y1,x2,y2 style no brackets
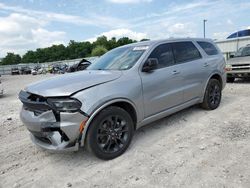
47,98,82,112
225,64,232,71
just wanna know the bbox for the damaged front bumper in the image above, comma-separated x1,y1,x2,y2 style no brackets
19,91,88,151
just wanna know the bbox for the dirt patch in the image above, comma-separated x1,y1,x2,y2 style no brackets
220,121,250,141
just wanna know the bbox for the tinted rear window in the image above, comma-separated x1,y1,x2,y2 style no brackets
197,41,218,55
172,42,201,63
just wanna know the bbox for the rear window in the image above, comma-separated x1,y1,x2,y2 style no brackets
172,42,201,63
197,41,218,55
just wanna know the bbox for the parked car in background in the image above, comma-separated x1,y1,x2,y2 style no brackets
31,65,41,75
31,69,37,75
50,64,68,74
20,66,32,74
67,59,91,72
37,68,47,74
59,64,68,74
48,65,53,73
19,38,226,160
11,67,20,75
226,44,250,82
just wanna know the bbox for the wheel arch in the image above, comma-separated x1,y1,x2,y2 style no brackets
210,74,222,87
80,98,138,147
201,72,223,102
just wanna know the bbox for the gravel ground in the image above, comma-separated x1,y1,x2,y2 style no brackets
0,74,250,188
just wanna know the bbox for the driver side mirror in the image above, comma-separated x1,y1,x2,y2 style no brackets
142,58,158,72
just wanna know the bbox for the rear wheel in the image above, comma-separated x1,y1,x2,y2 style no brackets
86,106,134,160
201,79,222,110
227,77,235,83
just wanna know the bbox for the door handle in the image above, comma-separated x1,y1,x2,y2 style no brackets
204,62,209,67
172,70,180,75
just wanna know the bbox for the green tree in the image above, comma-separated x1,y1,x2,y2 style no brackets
91,45,108,56
93,36,109,48
140,38,150,42
66,40,93,59
1,53,21,65
1,36,142,65
117,37,136,46
22,51,37,64
107,37,118,50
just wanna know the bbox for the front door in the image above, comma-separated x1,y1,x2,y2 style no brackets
139,43,183,118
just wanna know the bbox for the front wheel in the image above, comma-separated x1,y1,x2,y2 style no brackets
201,79,222,110
86,106,134,160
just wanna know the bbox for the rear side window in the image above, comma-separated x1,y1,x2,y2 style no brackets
148,43,175,69
197,41,218,55
172,42,201,63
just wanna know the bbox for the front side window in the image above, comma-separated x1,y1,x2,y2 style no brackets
87,46,147,70
235,46,250,57
241,47,250,57
227,32,237,39
147,43,174,69
197,41,218,55
172,42,201,63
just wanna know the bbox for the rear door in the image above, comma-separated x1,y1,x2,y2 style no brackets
172,41,206,102
139,43,183,118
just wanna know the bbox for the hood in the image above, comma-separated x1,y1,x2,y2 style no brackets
26,70,122,97
227,56,250,65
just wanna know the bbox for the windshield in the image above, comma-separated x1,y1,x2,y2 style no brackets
235,46,250,57
87,46,147,70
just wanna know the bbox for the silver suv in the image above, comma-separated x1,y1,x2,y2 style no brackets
19,38,226,160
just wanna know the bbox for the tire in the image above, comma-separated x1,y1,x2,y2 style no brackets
201,79,222,110
86,106,134,160
227,77,235,83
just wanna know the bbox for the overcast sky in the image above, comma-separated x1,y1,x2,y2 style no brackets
0,0,250,57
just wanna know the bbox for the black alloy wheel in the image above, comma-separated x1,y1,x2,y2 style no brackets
201,79,222,110
86,106,134,160
97,115,129,153
208,83,221,107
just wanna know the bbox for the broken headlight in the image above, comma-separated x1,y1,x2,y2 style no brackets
47,98,82,113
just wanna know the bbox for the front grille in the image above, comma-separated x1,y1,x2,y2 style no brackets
232,64,250,71
20,90,71,144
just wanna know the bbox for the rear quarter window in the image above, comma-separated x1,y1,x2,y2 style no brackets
197,41,218,55
172,41,201,63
